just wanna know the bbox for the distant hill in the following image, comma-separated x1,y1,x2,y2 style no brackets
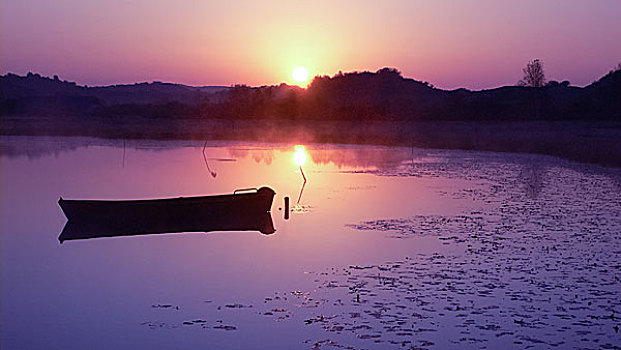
1,67,620,122
301,67,620,121
302,68,444,120
0,72,229,117
90,82,228,105
2,69,620,167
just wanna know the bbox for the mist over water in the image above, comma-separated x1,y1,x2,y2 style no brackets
1,136,620,349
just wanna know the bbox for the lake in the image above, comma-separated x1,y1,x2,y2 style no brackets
1,136,620,349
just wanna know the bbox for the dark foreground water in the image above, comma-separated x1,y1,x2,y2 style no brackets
1,136,620,349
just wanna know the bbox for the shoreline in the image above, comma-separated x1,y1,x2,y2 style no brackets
2,117,621,167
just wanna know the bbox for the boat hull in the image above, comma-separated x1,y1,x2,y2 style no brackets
58,187,275,242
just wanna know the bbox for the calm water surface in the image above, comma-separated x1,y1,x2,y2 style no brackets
1,136,620,349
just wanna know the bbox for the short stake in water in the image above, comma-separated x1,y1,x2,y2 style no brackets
284,197,290,220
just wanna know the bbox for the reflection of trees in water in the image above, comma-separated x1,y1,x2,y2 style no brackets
0,136,190,159
309,148,411,169
228,146,420,170
0,137,82,159
227,148,275,165
228,146,416,169
519,162,546,198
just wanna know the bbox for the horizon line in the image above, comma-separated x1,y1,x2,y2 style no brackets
2,66,614,92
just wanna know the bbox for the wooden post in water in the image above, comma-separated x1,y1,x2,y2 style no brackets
284,197,290,220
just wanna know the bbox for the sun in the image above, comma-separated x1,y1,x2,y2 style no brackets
292,67,309,84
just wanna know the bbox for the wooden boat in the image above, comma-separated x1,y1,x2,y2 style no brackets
58,187,275,242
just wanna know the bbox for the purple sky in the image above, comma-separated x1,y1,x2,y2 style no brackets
2,0,620,89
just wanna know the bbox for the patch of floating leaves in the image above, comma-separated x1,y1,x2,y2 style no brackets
276,156,621,348
142,302,247,331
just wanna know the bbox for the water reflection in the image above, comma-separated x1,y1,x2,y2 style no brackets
3,136,621,350
0,136,85,159
309,146,412,169
223,144,418,218
293,145,307,167
519,162,546,198
58,187,276,242
227,144,413,170
1,136,417,170
228,147,275,165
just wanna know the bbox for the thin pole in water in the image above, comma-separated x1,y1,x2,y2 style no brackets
122,139,126,168
202,140,217,178
297,166,307,204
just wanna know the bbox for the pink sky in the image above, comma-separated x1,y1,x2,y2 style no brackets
2,0,620,89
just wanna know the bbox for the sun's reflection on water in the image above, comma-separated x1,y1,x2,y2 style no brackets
227,144,414,170
222,144,419,219
293,145,307,167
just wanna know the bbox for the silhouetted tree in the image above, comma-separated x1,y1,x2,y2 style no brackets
518,59,546,87
546,80,569,88
376,67,402,76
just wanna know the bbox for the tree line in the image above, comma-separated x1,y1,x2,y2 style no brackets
2,63,620,123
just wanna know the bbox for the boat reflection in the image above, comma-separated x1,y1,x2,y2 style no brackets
58,187,275,243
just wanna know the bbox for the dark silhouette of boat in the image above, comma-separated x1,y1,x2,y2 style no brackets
58,187,275,243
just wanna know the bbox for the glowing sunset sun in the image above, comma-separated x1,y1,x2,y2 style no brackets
292,67,309,84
